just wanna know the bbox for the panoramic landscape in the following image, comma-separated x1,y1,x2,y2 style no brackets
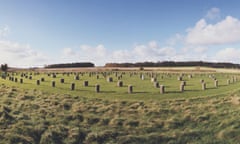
1,0,240,143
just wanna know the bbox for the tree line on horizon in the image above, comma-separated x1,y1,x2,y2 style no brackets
12,61,239,69
104,61,240,69
44,62,95,68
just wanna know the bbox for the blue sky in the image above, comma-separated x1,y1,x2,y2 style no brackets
0,0,240,67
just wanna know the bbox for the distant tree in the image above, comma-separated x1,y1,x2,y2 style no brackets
1,64,8,79
1,64,8,72
45,62,94,68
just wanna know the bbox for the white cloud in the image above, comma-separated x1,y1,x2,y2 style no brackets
214,48,240,63
148,41,158,48
0,40,49,67
194,46,208,53
205,7,221,20
61,44,109,65
131,41,176,62
60,41,179,65
60,42,240,66
112,49,133,62
185,16,240,45
133,41,176,58
95,44,107,57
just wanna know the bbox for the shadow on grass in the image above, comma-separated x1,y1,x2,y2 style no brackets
205,87,218,90
133,92,149,94
101,91,116,93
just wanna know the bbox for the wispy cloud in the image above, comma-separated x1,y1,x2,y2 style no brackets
0,25,50,67
205,7,221,20
0,25,10,38
0,40,49,67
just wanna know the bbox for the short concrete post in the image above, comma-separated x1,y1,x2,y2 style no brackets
107,77,113,82
71,83,75,90
188,75,192,79
83,81,88,87
235,77,238,82
52,81,55,87
215,80,218,88
75,75,80,80
154,82,159,88
95,84,100,93
14,78,18,82
227,79,230,85
180,83,184,92
160,85,165,94
117,81,123,87
151,77,157,82
128,85,133,94
60,78,64,83
178,76,182,81
202,82,206,90
37,80,40,85
181,81,186,86
41,77,45,82
20,78,23,84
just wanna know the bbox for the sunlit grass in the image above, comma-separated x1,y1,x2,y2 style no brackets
1,71,240,101
1,70,240,143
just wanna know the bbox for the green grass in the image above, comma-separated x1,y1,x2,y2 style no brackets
0,84,240,143
1,71,240,101
1,71,240,143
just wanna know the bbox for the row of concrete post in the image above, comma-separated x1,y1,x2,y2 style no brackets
5,74,237,94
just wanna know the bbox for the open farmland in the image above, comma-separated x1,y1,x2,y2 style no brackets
1,67,240,143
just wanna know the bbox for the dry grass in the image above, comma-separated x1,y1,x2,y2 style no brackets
1,69,240,143
0,83,240,143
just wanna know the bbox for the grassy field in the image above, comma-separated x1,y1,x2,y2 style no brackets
2,70,240,101
1,69,240,143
